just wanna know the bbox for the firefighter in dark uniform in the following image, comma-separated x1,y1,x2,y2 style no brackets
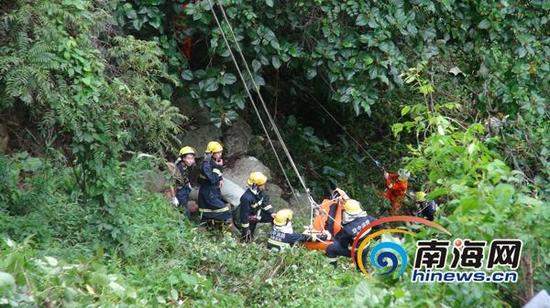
198,141,231,228
233,172,274,242
411,191,437,221
267,209,327,251
326,199,376,266
173,146,196,216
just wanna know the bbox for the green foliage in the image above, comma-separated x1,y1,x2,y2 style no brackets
0,155,363,306
1,0,548,306
379,65,550,305
116,0,166,33
175,1,549,203
108,35,184,150
271,114,393,211
177,0,549,122
0,0,183,205
185,68,242,127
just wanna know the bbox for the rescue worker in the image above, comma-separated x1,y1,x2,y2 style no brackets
384,168,410,214
173,146,197,216
233,172,274,242
267,209,327,251
325,199,376,266
198,141,231,229
411,191,437,221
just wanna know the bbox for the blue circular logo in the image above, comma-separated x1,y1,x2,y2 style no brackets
369,241,408,276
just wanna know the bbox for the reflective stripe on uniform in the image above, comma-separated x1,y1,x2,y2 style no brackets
213,168,223,176
327,257,338,263
252,197,270,209
268,239,290,248
199,206,230,213
241,223,250,228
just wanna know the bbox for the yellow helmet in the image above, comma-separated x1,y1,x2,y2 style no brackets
247,171,268,186
274,209,293,226
179,146,196,156
415,191,426,202
343,199,363,215
205,141,223,153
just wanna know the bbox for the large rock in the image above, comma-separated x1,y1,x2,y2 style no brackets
266,183,290,209
0,124,8,154
223,118,253,157
288,190,313,217
177,125,222,158
143,170,168,193
288,191,311,209
223,156,271,187
268,183,284,197
188,179,290,209
223,156,292,210
176,100,211,126
248,136,283,159
188,177,245,207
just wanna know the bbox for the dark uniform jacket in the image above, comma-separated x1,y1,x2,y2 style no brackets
326,214,375,259
267,227,311,251
233,188,273,228
175,159,193,210
197,155,230,220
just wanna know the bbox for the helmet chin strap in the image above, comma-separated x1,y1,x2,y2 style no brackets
249,185,259,195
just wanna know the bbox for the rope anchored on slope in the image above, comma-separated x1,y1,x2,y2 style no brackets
205,0,312,208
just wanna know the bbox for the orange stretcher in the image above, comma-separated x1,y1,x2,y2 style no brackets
303,197,344,252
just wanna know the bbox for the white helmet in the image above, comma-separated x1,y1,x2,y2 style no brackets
398,168,410,180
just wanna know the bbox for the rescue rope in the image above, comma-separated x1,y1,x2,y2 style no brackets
314,100,384,171
215,0,319,229
207,1,351,234
207,0,319,220
205,0,298,201
215,1,309,193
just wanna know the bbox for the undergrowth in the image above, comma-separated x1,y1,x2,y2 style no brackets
0,154,361,307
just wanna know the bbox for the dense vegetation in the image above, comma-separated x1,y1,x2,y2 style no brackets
1,0,548,306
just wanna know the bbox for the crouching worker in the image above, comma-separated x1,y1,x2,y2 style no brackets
267,209,327,251
173,146,196,216
326,199,375,266
198,141,231,230
233,172,274,242
412,191,438,221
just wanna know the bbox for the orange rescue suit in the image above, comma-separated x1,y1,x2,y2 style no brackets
384,172,408,214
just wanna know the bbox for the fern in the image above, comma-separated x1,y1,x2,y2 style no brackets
0,0,186,202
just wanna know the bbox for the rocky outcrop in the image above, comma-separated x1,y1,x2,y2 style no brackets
288,191,312,216
223,156,271,186
143,169,168,193
223,156,289,209
177,125,222,158
165,101,292,211
187,178,245,207
176,102,221,157
177,100,211,126
223,118,253,156
266,183,290,209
